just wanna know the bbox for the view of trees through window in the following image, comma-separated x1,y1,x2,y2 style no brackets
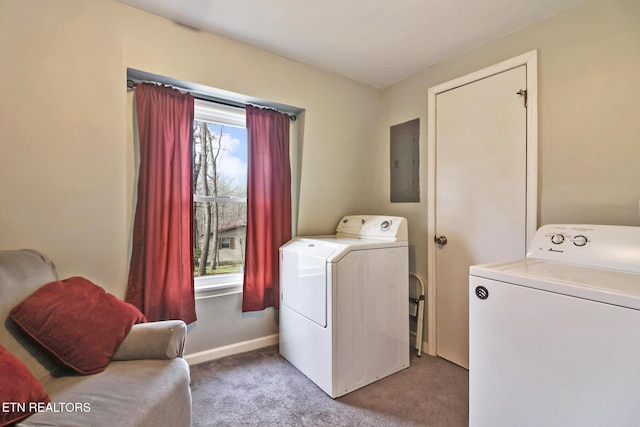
192,118,248,277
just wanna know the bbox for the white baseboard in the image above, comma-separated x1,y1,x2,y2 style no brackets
185,334,279,365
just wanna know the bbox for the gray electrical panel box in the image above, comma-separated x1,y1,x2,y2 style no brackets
390,118,419,202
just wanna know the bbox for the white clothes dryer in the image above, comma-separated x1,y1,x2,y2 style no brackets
279,215,409,398
469,224,640,426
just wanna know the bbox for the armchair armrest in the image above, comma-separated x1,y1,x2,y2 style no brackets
112,320,187,361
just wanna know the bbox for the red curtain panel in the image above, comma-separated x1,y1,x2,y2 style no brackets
242,105,292,312
126,83,196,324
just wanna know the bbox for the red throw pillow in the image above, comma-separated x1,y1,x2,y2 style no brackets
9,276,146,375
0,344,51,426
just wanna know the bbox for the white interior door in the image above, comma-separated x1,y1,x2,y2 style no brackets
434,65,528,369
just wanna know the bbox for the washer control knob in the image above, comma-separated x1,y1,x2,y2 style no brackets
380,220,392,231
551,233,565,245
573,235,588,247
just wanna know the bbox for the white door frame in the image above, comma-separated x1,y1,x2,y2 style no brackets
426,50,538,357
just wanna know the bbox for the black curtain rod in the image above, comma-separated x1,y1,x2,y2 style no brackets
127,79,296,121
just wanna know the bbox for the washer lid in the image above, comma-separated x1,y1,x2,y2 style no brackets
471,259,640,310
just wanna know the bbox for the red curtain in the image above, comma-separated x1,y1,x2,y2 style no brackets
126,83,197,324
242,105,292,312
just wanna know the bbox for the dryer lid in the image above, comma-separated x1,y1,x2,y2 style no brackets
280,238,342,259
281,235,407,263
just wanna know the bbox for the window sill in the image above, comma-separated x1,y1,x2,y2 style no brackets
194,274,243,300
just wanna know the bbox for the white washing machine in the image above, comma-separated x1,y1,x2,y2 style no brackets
469,224,640,427
279,215,409,398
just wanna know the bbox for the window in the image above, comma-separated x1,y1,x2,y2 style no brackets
219,237,231,249
192,99,247,292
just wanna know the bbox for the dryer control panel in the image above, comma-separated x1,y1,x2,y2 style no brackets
527,224,640,273
336,215,408,241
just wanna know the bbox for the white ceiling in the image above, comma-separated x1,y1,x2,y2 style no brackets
117,0,583,88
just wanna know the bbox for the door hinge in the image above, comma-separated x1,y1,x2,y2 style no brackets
516,89,528,108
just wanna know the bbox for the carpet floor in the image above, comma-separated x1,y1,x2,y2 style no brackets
190,346,468,427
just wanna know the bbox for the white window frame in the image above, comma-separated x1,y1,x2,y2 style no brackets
193,99,247,298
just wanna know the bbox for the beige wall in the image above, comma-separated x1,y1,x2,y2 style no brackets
377,0,640,346
0,1,128,290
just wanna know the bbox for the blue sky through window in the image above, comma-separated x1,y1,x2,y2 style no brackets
209,123,247,192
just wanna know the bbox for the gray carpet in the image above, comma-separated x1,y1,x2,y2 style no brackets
190,346,468,426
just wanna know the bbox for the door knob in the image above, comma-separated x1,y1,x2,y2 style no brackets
434,235,448,246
